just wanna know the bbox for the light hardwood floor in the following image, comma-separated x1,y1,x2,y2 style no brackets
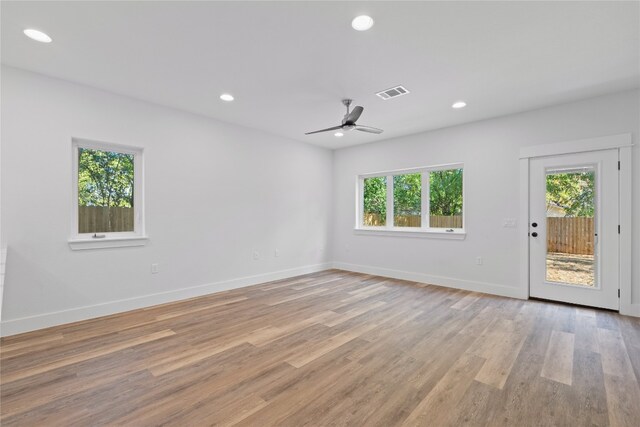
1,270,639,426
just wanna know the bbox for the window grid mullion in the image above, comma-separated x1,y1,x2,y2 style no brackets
422,172,430,229
386,175,393,229
358,177,364,228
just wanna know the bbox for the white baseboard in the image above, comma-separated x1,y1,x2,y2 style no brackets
620,303,640,317
332,262,528,300
0,263,332,337
3,260,634,337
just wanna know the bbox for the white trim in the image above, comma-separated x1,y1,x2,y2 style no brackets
355,177,363,228
0,263,332,336
519,158,530,299
68,235,149,250
519,133,635,317
0,248,6,322
622,304,640,317
359,162,464,178
71,138,146,243
353,228,466,239
618,145,634,316
386,174,393,227
71,137,144,155
333,262,527,300
421,172,430,228
357,163,464,234
519,133,632,159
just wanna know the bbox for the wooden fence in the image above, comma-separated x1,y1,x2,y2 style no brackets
547,217,594,255
364,214,592,255
79,206,134,233
78,208,591,253
364,213,462,229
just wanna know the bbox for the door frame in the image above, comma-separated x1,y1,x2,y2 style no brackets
518,133,634,315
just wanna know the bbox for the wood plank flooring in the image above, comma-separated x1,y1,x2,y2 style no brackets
1,270,639,426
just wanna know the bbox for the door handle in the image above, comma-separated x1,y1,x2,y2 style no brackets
531,232,538,237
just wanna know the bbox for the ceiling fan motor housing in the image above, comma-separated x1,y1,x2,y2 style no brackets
304,99,383,135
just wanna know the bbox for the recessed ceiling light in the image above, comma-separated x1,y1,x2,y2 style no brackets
23,29,52,43
452,101,467,109
352,15,374,31
220,93,234,102
334,132,344,137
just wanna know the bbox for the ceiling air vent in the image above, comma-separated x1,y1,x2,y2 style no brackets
376,85,410,100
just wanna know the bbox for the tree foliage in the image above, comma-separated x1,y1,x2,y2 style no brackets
363,176,386,217
429,169,463,216
546,172,594,217
78,148,134,208
393,173,421,216
363,169,463,220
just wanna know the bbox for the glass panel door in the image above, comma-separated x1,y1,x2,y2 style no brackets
529,149,618,310
545,167,596,287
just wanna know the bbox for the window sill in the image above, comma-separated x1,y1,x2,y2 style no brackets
68,236,149,251
353,228,466,239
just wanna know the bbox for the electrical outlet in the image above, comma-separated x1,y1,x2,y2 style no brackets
274,249,280,257
151,263,159,274
252,250,260,260
476,257,483,266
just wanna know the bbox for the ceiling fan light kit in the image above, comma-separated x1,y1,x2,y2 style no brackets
305,99,384,136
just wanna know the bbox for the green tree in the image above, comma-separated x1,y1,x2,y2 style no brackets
363,177,386,224
429,169,463,216
546,172,594,217
78,148,134,208
393,173,421,216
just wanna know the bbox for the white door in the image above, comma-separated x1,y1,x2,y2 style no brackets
529,149,619,310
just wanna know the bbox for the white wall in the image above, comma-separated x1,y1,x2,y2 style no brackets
332,90,640,310
0,66,333,335
2,67,638,337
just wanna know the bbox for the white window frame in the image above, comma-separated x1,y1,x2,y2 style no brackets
355,162,465,239
69,138,147,250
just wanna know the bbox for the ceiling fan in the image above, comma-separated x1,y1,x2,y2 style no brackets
305,99,384,135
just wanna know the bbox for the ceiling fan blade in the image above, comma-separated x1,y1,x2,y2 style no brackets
354,125,384,134
304,125,343,135
344,106,364,124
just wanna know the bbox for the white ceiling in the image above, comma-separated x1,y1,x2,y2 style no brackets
2,1,639,149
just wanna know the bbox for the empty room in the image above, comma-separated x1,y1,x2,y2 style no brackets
1,1,639,426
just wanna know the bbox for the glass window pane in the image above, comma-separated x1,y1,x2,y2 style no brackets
429,168,463,228
393,173,421,227
545,168,595,287
78,148,135,233
363,176,386,226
